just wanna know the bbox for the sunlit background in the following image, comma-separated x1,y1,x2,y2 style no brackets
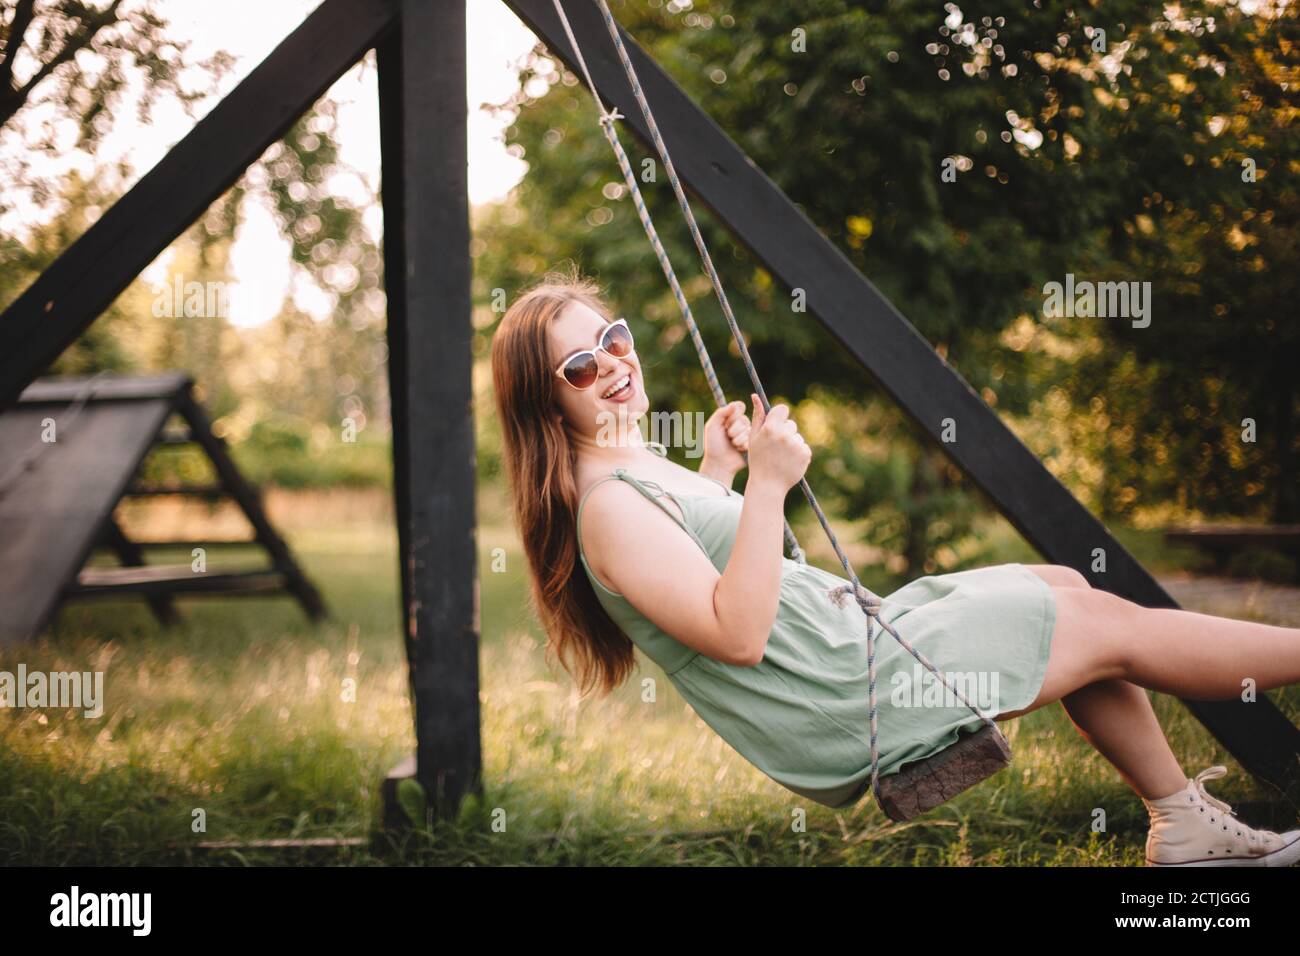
1,0,536,326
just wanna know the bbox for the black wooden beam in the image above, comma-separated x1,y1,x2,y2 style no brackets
99,517,179,626
175,388,327,621
505,0,1300,800
0,0,400,412
379,0,483,818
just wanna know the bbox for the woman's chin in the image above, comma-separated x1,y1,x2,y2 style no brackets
595,394,648,418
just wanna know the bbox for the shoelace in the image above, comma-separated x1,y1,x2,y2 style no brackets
1192,766,1234,815
1192,765,1279,847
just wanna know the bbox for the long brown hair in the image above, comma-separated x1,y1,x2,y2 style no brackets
490,265,637,697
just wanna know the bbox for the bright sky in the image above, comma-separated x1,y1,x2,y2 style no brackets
6,0,540,325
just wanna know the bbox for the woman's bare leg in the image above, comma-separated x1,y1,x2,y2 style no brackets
1052,678,1188,800
1004,563,1300,704
1044,582,1300,698
996,563,1300,799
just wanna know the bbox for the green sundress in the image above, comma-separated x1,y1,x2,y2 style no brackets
575,465,1057,810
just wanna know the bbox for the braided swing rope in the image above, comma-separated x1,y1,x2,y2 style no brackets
550,0,1002,801
550,3,805,566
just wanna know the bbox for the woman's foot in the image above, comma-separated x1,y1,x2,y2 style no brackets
1143,766,1300,866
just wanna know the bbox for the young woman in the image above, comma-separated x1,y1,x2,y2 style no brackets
490,269,1300,867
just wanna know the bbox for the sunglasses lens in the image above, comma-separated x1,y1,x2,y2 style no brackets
603,322,634,357
563,352,599,389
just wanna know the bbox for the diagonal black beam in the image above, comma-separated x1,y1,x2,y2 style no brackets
506,0,1300,801
0,0,400,412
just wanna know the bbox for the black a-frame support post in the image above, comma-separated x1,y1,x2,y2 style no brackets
501,0,1300,804
377,0,483,821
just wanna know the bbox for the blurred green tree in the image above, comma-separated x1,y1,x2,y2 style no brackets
0,0,233,227
1,3,391,487
476,0,1297,577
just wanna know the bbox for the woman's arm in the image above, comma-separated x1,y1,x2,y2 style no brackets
582,396,810,666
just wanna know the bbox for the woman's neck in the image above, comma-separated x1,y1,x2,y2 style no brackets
568,420,662,474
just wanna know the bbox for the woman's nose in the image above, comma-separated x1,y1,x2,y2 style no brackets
595,350,623,375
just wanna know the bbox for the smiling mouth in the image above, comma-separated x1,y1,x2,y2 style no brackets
600,374,633,400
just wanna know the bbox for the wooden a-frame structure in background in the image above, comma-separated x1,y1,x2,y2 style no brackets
1,0,1296,820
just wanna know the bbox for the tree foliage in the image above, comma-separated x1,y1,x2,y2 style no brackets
0,0,233,226
476,0,1299,576
1,5,388,486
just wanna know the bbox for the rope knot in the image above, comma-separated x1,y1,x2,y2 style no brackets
827,582,881,615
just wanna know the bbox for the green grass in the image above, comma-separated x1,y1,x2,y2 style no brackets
1,493,1295,866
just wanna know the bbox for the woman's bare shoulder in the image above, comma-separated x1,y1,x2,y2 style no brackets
578,476,697,569
577,472,639,514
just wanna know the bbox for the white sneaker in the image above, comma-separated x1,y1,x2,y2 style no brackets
1143,766,1300,866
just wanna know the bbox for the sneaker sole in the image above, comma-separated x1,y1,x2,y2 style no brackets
1147,832,1300,867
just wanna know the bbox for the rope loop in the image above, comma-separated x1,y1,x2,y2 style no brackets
827,582,881,615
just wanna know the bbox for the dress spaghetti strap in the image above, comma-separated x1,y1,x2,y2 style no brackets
575,468,715,593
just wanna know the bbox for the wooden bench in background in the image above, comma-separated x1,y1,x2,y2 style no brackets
1164,524,1300,576
0,371,327,646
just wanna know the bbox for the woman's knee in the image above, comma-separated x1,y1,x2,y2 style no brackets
1050,585,1137,680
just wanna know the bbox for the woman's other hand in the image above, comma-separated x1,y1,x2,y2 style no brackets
699,400,750,482
746,392,810,493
